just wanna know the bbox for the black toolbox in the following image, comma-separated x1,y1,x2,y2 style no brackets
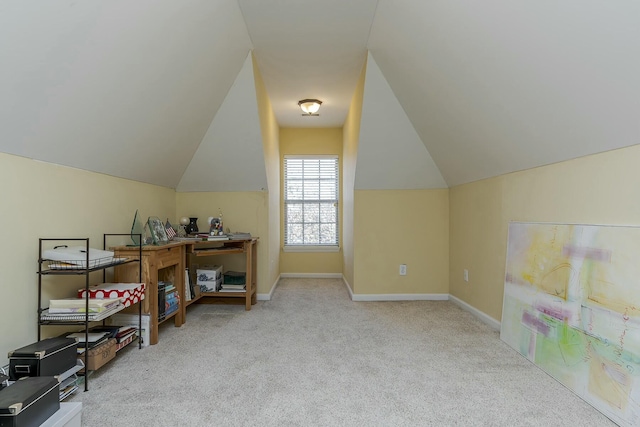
0,376,59,427
8,338,77,381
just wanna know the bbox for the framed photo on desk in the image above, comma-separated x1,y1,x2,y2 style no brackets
147,216,169,245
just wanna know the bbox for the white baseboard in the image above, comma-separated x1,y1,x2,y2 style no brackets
273,276,500,332
449,295,501,330
279,273,343,279
260,273,342,300
351,293,449,302
342,275,354,299
257,274,281,301
342,275,448,302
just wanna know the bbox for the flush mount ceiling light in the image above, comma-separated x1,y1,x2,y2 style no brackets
298,99,322,116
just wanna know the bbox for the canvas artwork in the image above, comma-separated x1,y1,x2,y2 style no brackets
501,222,640,426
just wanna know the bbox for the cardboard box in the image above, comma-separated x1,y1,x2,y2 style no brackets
81,338,116,372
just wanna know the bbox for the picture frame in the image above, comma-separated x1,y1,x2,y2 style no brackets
210,217,222,235
147,216,169,245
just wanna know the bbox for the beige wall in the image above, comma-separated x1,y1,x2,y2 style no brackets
252,52,280,291
342,57,367,290
0,152,175,366
279,128,343,274
450,145,640,322
176,191,269,293
353,189,449,295
449,176,505,320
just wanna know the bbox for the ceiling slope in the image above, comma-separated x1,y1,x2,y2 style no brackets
177,53,267,192
238,0,378,128
356,53,447,190
368,0,640,186
0,0,252,188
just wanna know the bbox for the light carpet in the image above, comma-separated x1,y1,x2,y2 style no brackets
69,278,614,426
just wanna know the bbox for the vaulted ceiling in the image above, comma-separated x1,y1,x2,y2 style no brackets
1,1,638,190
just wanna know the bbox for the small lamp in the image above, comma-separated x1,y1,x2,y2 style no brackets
298,99,322,116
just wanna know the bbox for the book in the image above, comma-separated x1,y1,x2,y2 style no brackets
165,302,179,316
115,327,137,339
165,296,179,305
116,333,137,352
172,236,202,241
116,330,137,344
66,332,109,343
184,269,192,302
228,232,252,240
207,235,229,241
88,325,121,339
220,284,245,290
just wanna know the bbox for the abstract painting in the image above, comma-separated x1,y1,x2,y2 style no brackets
501,222,640,426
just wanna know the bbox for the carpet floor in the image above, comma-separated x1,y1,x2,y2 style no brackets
69,278,615,426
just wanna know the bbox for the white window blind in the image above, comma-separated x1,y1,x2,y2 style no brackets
284,156,339,247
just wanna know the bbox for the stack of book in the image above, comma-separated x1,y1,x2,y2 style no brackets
41,298,122,321
228,232,252,240
220,271,246,292
86,325,137,352
115,330,138,352
50,298,120,314
164,283,179,318
66,331,111,352
157,281,180,322
195,232,229,241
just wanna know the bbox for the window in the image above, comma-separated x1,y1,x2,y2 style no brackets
284,155,339,249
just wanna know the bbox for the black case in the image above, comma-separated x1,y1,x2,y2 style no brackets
8,338,77,381
0,376,60,427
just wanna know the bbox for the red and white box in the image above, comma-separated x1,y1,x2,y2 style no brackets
78,283,145,308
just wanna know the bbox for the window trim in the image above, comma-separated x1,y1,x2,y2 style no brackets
283,154,339,249
283,245,340,253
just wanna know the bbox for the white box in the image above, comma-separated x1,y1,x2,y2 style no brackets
196,266,223,291
199,277,222,292
41,402,82,427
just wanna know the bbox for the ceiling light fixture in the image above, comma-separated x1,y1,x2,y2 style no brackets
298,99,322,116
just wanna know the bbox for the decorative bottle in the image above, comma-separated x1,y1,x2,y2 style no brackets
186,217,199,234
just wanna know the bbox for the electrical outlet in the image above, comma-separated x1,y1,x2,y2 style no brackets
399,264,407,276
464,269,469,282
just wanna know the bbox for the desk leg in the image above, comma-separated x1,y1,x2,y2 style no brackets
245,241,252,311
176,247,185,326
251,240,257,305
149,268,159,346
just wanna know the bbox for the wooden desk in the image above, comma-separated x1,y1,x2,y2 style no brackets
112,241,186,345
185,238,258,311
